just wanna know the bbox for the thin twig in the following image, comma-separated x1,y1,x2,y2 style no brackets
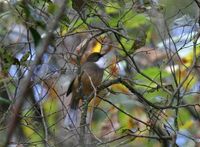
4,0,67,145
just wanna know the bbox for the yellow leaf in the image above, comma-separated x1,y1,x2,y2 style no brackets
176,68,198,89
180,120,193,129
111,83,130,94
21,110,44,143
180,44,200,67
42,97,59,133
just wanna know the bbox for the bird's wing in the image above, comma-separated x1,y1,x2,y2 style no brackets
66,78,75,96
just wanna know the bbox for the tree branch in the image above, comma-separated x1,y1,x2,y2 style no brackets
4,0,67,145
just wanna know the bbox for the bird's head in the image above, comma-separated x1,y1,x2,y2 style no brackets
86,52,104,62
86,52,110,69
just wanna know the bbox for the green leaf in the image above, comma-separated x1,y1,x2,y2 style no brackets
68,18,85,31
0,97,11,105
118,105,136,130
60,24,68,35
134,67,170,87
105,3,120,14
21,51,30,63
121,38,134,50
118,105,129,128
21,109,44,143
29,27,41,46
134,67,171,102
118,38,134,56
43,98,59,133
178,108,191,123
61,15,70,24
47,3,59,14
19,2,30,18
146,26,153,44
124,13,149,29
144,88,170,102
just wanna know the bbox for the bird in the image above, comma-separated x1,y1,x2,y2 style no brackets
64,52,107,128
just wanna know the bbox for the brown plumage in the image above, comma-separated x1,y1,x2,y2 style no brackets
65,53,105,128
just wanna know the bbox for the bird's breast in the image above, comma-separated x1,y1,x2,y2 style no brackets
80,62,104,95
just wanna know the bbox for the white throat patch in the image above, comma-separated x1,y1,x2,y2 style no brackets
95,56,107,69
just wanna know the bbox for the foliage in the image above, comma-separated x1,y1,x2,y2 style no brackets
0,0,200,147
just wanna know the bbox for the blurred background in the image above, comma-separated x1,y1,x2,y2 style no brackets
0,0,200,146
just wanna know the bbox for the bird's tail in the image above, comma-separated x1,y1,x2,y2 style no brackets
64,96,80,129
64,108,79,129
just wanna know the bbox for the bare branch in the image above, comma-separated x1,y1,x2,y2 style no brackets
4,0,67,145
